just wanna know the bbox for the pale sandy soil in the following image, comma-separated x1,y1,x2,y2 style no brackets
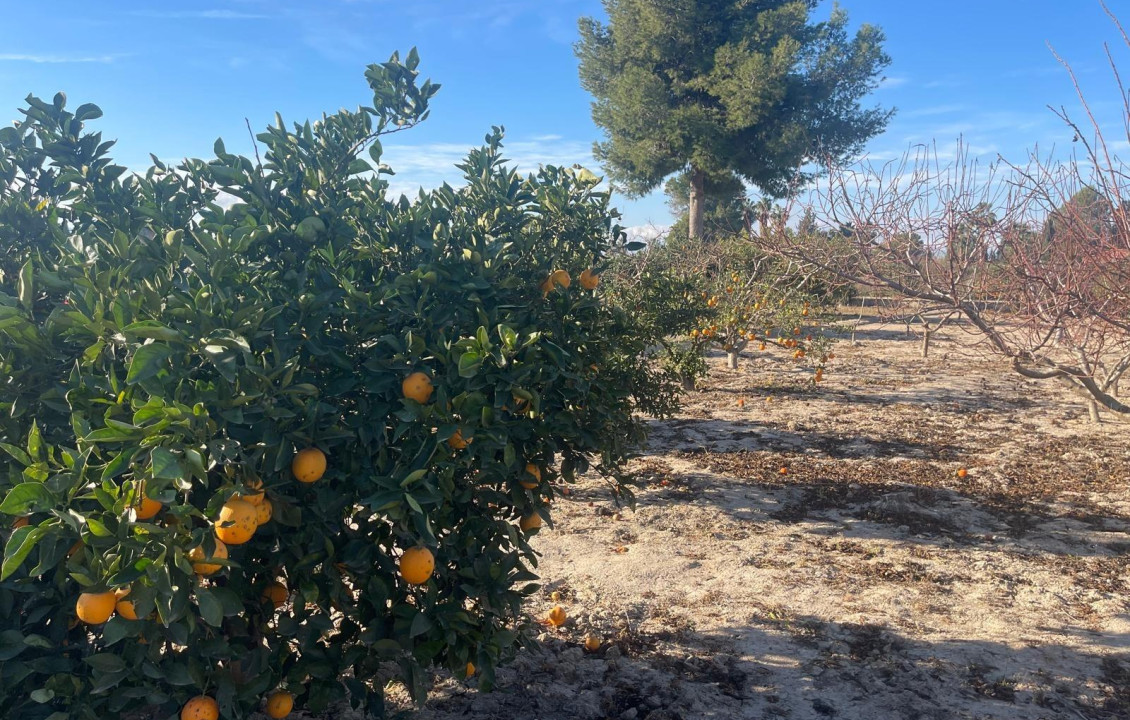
373,317,1130,720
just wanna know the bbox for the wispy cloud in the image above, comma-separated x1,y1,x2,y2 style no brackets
131,9,269,20
0,53,121,64
877,76,909,90
902,104,965,118
380,136,597,197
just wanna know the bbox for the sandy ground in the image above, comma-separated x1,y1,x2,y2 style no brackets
377,316,1130,720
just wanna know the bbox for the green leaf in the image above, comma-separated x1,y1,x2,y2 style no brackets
126,343,173,385
197,587,223,626
0,443,32,467
85,653,127,673
122,321,181,342
74,102,103,121
18,259,33,312
0,483,57,515
2,526,47,580
150,447,181,480
457,350,483,378
27,422,41,460
409,611,432,638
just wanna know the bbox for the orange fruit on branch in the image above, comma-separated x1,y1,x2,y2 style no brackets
264,691,294,719
579,268,600,290
180,696,219,720
242,478,265,506
261,582,289,610
519,513,542,532
215,499,258,545
447,429,469,450
135,495,163,521
521,463,541,489
292,447,326,483
402,371,434,404
75,591,117,625
255,497,273,525
399,546,435,585
189,539,228,575
550,269,572,288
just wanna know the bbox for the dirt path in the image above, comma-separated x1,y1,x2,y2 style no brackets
386,318,1130,720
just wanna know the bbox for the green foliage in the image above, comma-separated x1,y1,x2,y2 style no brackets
0,51,676,719
576,0,893,199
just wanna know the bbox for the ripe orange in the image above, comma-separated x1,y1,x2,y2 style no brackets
292,447,327,483
242,478,265,506
550,269,572,289
519,513,542,531
447,429,469,450
814,369,824,383
957,468,968,478
402,371,434,404
579,268,599,290
180,696,219,720
399,546,435,585
584,634,601,652
521,463,541,489
135,496,163,521
779,467,788,475
264,691,293,719
115,589,140,621
547,606,567,627
189,539,228,575
261,582,288,610
255,498,273,525
215,499,258,545
465,662,476,677
76,591,117,625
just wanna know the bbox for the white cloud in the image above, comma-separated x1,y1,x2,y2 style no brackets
380,136,598,198
0,53,120,64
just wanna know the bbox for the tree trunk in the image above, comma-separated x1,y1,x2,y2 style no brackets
688,166,705,241
727,349,739,369
680,373,696,391
1087,397,1101,424
921,328,932,358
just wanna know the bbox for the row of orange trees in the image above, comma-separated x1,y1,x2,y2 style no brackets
604,233,840,389
0,52,678,719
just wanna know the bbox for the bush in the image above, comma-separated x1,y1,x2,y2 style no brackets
0,51,676,719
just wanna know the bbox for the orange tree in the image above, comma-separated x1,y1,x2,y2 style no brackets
0,51,677,719
607,232,837,389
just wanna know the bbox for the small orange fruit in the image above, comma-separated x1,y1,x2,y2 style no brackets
181,695,219,720
779,466,789,475
465,662,476,677
814,369,824,383
737,398,745,408
521,463,541,489
115,589,141,621
189,539,228,575
261,582,288,610
584,634,601,652
957,468,968,478
242,478,265,506
255,498,273,525
135,496,163,521
447,429,469,450
76,591,117,625
399,546,435,585
547,605,567,627
215,499,258,545
292,447,327,483
264,691,293,719
519,513,542,532
579,268,599,290
402,371,434,403
550,269,572,289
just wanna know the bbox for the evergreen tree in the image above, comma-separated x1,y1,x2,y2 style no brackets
576,0,893,239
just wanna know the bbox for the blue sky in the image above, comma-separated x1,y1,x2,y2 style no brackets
0,0,1124,232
